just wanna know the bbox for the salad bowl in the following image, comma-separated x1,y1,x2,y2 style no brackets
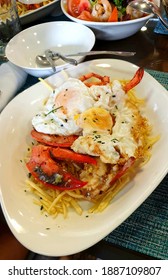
61,0,153,40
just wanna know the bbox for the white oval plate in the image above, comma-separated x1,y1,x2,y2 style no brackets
0,59,168,257
18,0,61,25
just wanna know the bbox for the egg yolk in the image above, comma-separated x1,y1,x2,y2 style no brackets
77,107,113,134
54,89,78,115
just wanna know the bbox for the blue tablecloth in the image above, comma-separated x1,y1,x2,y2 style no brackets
104,173,168,260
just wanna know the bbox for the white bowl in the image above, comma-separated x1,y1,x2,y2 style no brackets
5,21,95,77
61,0,153,40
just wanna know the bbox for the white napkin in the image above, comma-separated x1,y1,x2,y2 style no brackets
0,62,28,112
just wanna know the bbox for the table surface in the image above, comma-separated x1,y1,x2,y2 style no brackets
23,5,168,72
2,5,168,260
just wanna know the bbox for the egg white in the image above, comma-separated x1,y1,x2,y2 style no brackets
32,76,141,164
32,78,95,136
71,80,139,164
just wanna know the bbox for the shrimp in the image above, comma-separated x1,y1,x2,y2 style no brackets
91,0,112,22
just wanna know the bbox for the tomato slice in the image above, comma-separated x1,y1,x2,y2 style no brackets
67,0,91,18
77,10,93,21
31,129,78,147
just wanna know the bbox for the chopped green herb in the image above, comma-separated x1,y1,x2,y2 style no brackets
111,138,119,143
28,173,31,178
45,106,63,116
94,135,101,139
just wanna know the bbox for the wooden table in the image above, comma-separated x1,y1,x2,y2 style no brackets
24,11,168,72
2,10,168,260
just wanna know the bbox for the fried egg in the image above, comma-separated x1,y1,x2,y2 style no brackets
32,78,122,136
76,107,113,135
71,104,139,164
32,78,95,136
32,76,143,164
71,82,141,164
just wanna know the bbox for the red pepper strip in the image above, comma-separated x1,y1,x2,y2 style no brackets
26,160,87,190
110,157,135,185
124,68,144,93
50,147,97,165
31,129,78,147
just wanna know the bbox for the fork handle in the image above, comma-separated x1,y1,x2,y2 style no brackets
65,50,136,57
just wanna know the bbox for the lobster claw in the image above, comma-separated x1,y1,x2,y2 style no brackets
26,145,87,190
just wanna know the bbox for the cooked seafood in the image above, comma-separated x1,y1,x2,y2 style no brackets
25,68,157,217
